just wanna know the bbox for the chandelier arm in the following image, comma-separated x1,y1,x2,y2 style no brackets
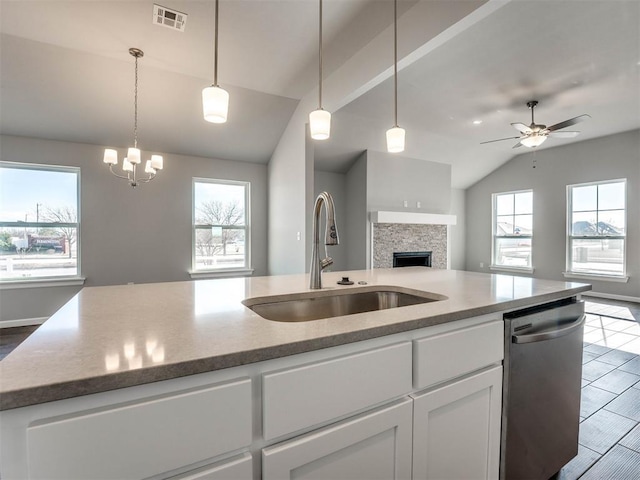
108,165,132,181
135,174,157,184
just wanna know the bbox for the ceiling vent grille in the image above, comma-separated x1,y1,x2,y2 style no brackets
153,4,187,32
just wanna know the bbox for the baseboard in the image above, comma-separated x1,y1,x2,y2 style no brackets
582,291,640,304
0,317,47,329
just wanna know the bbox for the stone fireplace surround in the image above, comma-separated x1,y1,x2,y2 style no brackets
370,211,456,270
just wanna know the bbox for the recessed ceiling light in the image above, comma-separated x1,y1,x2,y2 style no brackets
473,120,483,125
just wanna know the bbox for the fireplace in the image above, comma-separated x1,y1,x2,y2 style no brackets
393,251,432,268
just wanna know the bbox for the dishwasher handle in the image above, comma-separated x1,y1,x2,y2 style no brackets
512,315,585,344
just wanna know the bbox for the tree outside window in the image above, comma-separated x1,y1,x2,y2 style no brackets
193,179,249,271
0,162,80,280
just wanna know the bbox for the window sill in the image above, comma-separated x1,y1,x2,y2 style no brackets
489,265,534,274
562,272,629,283
189,268,254,279
0,277,86,290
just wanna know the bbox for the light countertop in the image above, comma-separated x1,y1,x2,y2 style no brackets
0,268,590,410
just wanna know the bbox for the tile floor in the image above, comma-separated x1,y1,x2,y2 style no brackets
1,297,640,478
558,296,640,479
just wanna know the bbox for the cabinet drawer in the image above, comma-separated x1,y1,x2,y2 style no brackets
414,320,503,389
263,342,412,440
27,378,252,480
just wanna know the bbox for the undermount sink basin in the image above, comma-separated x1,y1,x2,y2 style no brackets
243,286,447,322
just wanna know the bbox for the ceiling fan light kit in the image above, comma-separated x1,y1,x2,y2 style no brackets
481,100,590,149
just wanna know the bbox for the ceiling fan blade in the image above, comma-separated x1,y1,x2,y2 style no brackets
512,141,524,149
511,123,532,134
546,114,591,132
480,136,522,145
549,131,581,138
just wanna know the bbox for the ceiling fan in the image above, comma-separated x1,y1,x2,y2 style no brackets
481,100,590,149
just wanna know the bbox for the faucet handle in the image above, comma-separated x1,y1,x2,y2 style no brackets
321,257,334,269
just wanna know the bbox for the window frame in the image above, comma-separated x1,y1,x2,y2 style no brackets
490,189,534,273
191,177,252,277
0,161,82,286
565,178,627,280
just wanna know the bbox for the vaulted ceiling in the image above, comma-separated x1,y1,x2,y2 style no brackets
1,0,639,188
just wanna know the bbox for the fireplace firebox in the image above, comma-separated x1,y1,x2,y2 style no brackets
393,251,432,268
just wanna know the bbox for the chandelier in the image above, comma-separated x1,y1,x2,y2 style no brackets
103,48,164,187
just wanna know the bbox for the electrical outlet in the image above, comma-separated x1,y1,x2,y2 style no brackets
480,262,484,268
296,232,301,241
417,201,421,208
403,200,408,208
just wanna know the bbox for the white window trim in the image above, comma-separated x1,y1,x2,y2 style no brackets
566,178,627,279
0,161,81,284
0,276,86,290
490,265,534,275
491,189,533,270
192,178,251,274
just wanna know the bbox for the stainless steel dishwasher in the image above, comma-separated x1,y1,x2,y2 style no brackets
500,297,585,480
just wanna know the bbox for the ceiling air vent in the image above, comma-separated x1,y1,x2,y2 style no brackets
153,4,187,32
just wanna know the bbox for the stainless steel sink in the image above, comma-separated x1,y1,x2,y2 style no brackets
243,286,447,322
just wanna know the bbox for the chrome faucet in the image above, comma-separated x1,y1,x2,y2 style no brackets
310,191,339,289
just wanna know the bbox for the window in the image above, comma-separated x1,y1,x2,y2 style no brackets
492,190,533,270
0,162,80,281
193,178,250,273
567,179,626,277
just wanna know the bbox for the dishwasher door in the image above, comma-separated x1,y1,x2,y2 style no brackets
501,299,585,480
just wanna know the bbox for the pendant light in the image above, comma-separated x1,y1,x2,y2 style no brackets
386,0,405,153
202,0,229,123
309,0,331,140
103,48,164,188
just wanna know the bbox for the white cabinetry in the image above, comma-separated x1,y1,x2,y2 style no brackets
263,398,413,480
166,453,253,480
412,366,503,480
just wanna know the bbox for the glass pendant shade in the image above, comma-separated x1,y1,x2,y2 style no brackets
202,85,229,123
103,149,118,165
150,155,164,170
309,109,331,140
520,134,547,148
386,126,405,153
122,158,134,172
127,147,141,164
145,160,156,174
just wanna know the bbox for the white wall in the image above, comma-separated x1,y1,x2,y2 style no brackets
345,153,369,270
0,135,269,323
465,130,640,300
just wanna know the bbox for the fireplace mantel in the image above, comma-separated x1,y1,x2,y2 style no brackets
370,211,457,225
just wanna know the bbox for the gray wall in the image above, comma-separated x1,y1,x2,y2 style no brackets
0,135,268,322
342,150,459,270
465,130,640,299
366,150,452,214
345,153,369,270
314,170,348,271
449,188,466,270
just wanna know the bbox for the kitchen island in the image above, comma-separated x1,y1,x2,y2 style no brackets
0,268,590,479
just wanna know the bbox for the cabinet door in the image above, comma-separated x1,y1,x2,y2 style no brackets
412,366,502,480
263,398,412,480
167,453,252,480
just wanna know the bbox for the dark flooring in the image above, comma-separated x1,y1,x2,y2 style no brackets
0,325,38,360
1,297,640,478
559,296,640,480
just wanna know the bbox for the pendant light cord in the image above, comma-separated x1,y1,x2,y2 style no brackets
214,0,219,86
134,53,138,148
318,0,323,109
393,0,398,127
